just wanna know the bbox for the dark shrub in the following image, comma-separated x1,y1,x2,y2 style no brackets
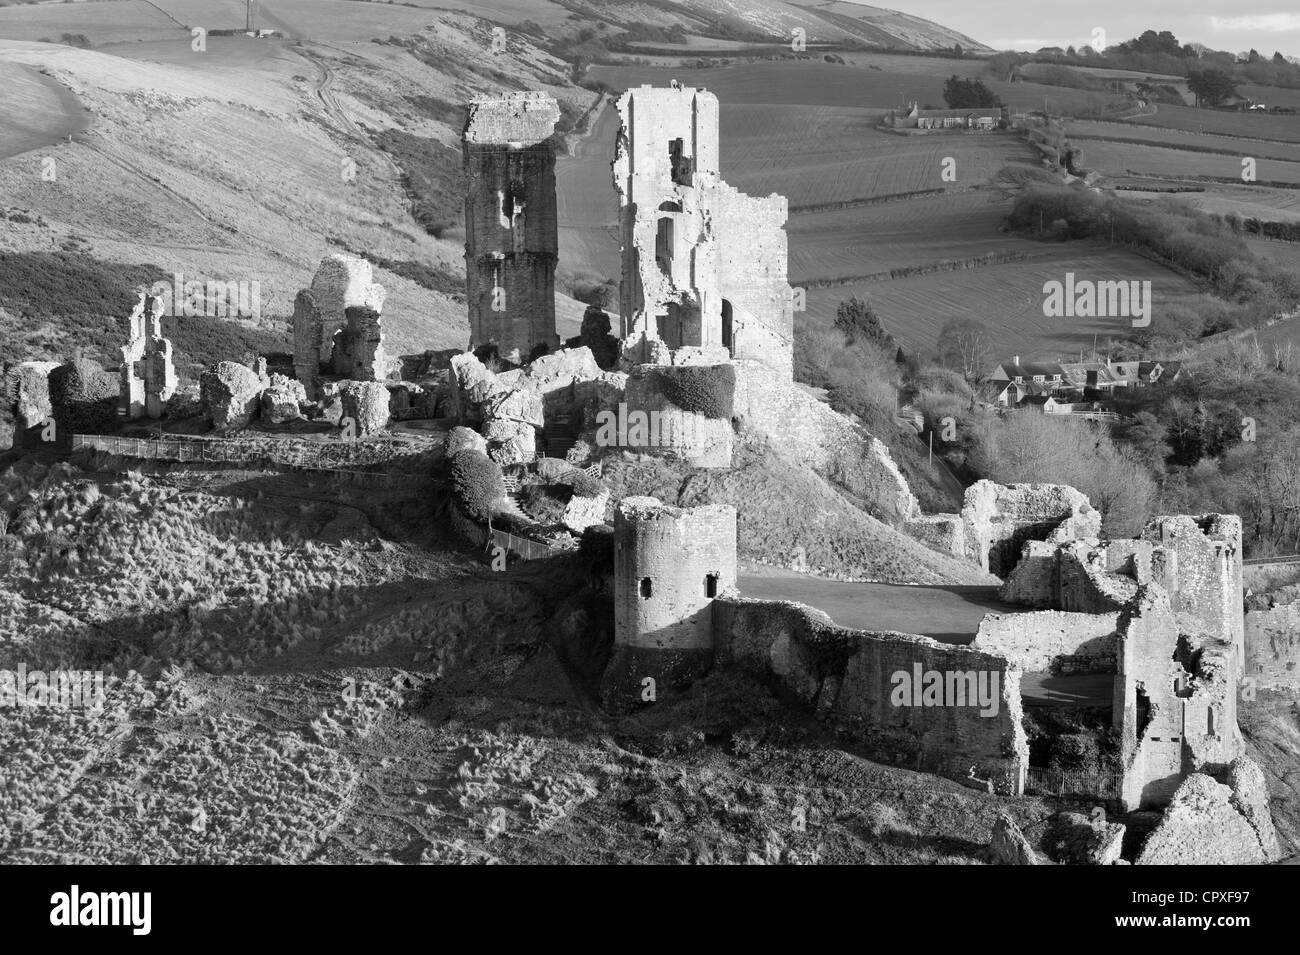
568,470,604,499
1049,733,1102,774
49,357,118,433
651,363,735,419
449,449,505,523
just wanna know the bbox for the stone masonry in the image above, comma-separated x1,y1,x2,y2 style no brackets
955,481,1101,577
613,85,793,378
601,497,737,707
119,291,177,420
293,254,386,393
986,493,1246,811
463,92,561,363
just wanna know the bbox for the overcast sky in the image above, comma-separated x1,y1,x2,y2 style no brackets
889,1,1300,58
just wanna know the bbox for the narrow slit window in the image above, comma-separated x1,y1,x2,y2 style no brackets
705,573,719,598
639,577,652,598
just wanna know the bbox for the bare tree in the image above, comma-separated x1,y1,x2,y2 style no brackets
937,317,991,384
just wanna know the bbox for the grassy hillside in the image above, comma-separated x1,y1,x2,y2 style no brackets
0,12,595,368
599,445,995,585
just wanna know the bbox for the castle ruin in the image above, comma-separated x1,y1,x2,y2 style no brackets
119,291,177,420
601,497,737,703
462,92,561,363
605,486,1248,813
292,254,389,394
613,85,794,378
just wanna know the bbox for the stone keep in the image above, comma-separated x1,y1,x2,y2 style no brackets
119,291,177,419
463,92,561,363
293,254,386,390
602,496,737,706
613,85,793,377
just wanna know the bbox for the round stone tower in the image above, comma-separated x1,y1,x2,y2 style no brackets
601,496,737,708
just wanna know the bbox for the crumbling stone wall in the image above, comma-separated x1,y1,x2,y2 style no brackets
119,292,177,419
5,360,60,447
602,497,737,707
1244,602,1300,693
714,597,1028,794
1000,539,1147,611
1115,586,1242,811
463,92,561,363
613,86,792,377
973,610,1119,674
958,481,1101,577
1135,759,1281,864
904,513,966,558
331,306,390,382
956,492,1249,812
293,255,386,392
1140,514,1244,657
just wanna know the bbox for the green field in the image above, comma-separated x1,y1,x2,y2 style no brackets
1238,84,1300,110
788,192,1038,280
0,0,181,44
1118,103,1300,142
1066,119,1300,164
722,104,1035,206
804,245,1206,362
1076,139,1300,185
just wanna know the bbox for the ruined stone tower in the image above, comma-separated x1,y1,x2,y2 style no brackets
119,291,177,419
292,254,387,394
613,85,794,377
1115,515,1244,810
601,496,737,707
463,92,561,363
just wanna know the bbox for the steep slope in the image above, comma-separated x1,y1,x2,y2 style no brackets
666,0,990,50
0,12,592,368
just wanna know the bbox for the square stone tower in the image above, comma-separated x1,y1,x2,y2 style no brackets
463,92,561,363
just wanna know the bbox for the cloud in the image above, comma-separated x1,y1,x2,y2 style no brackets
1209,14,1300,32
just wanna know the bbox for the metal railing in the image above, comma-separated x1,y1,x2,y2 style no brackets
1024,766,1123,800
489,528,555,561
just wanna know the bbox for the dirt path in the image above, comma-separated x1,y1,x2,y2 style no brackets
738,567,1011,643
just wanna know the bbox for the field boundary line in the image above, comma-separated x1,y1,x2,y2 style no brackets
789,187,965,214
1069,132,1300,163
800,249,1057,287
1114,115,1300,147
